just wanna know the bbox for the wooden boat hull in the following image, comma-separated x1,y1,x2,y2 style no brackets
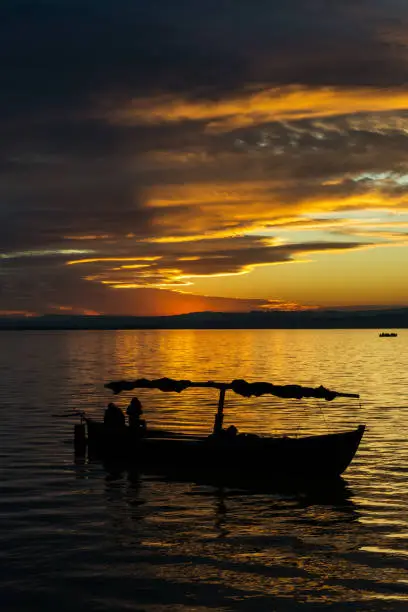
84,420,365,483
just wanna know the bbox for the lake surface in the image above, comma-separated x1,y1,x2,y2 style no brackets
1,328,408,611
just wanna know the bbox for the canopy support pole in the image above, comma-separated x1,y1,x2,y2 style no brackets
213,388,226,435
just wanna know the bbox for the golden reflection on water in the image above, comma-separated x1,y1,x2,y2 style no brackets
67,329,408,438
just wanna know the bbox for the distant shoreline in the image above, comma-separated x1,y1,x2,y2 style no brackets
0,309,406,330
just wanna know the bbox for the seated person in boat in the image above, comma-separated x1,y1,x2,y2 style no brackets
225,424,238,437
126,396,147,434
104,402,126,429
209,424,239,439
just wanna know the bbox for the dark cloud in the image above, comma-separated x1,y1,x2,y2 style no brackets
1,1,407,123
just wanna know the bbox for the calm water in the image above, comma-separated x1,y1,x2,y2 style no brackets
1,329,408,611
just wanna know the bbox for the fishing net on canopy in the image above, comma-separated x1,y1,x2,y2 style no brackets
104,377,359,400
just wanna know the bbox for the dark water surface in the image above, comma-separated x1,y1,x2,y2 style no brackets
1,329,408,611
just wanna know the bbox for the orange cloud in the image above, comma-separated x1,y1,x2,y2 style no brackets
0,310,36,317
66,233,370,294
260,299,320,311
66,256,161,265
63,234,112,241
141,181,408,246
110,86,408,132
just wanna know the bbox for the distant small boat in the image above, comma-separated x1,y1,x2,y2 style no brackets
379,332,398,337
75,377,365,486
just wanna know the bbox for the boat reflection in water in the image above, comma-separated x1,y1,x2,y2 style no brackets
77,376,366,489
97,462,364,563
101,458,358,509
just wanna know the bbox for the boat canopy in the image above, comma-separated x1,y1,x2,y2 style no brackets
105,377,359,401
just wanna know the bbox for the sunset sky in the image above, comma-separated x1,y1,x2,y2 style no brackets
1,1,408,316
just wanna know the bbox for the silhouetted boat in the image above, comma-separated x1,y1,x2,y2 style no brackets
379,332,398,337
77,377,365,485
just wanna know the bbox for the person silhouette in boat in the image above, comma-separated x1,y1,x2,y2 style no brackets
211,424,238,439
225,425,238,438
126,396,147,435
104,402,126,429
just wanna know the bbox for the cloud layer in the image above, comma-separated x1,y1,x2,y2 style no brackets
1,1,408,314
